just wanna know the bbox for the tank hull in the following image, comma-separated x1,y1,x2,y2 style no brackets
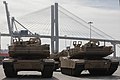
2,58,54,78
60,57,119,76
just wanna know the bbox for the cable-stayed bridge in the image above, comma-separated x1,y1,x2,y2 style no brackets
0,2,120,58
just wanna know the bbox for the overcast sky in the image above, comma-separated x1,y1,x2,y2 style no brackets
0,0,120,56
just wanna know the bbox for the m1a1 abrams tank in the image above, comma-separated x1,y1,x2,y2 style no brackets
2,37,54,78
60,40,119,76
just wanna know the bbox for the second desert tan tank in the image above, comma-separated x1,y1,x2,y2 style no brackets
59,40,119,76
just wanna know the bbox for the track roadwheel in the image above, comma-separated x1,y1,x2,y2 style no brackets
42,65,54,78
3,62,17,78
106,62,119,76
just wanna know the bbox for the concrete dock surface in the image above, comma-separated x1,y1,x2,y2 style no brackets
0,65,120,80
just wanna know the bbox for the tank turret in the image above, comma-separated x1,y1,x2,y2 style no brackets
60,40,113,59
9,37,50,59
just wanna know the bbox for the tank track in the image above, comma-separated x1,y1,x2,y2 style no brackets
106,61,119,75
3,62,17,77
61,64,84,76
88,62,119,76
41,63,54,78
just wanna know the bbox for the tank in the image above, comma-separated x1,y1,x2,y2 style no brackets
60,40,119,76
2,37,55,78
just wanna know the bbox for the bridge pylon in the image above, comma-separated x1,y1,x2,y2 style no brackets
111,42,117,58
51,3,59,54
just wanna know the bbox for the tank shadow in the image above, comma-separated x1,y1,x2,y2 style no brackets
2,75,59,80
77,74,120,79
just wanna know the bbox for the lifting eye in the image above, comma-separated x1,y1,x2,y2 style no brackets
73,41,82,47
77,41,82,47
73,41,77,46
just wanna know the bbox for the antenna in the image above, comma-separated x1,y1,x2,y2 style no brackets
88,21,93,41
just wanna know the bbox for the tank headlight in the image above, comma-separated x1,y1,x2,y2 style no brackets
105,62,108,64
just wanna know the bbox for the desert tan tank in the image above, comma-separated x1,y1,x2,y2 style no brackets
2,37,55,78
60,40,119,76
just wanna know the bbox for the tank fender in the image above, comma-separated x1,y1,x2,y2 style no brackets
110,59,119,63
43,59,54,63
42,59,55,65
2,58,14,63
